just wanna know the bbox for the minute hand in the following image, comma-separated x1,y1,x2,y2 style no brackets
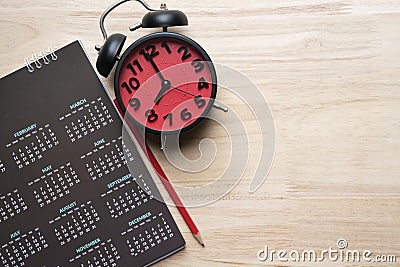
148,58,166,82
140,48,166,82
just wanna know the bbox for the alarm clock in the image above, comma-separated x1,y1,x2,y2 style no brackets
95,0,226,135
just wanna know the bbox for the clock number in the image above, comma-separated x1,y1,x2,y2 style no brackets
121,82,131,94
177,46,192,61
194,96,206,109
139,44,159,60
191,59,204,73
126,59,143,75
180,108,192,121
161,41,172,54
128,98,140,111
145,109,158,122
121,77,140,94
163,113,173,126
129,77,140,90
198,77,209,90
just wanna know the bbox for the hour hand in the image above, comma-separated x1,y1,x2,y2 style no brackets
154,80,171,104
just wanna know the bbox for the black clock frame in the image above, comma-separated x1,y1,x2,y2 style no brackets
114,31,217,135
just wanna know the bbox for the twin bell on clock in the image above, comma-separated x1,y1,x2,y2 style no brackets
95,0,227,135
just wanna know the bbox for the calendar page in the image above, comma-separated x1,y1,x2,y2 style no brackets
0,41,185,267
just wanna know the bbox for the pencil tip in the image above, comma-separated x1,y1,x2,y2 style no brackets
202,243,205,247
194,232,205,247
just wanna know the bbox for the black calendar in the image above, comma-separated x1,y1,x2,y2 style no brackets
0,41,185,267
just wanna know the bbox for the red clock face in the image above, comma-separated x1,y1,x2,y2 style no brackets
115,32,217,134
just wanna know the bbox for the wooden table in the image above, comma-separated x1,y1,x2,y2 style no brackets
1,0,399,266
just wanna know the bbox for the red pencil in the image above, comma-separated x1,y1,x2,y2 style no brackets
113,99,204,246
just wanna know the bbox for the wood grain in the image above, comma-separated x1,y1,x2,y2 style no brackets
1,0,399,266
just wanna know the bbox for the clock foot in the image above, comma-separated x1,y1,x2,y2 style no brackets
160,135,167,151
213,103,228,113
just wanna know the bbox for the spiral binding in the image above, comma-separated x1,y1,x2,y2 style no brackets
24,46,58,73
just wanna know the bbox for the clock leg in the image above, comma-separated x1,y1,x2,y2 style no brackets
160,135,167,151
213,103,228,113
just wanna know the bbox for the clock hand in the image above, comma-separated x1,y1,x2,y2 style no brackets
171,85,229,112
145,56,169,104
170,85,197,97
148,58,166,82
154,80,171,104
140,47,166,82
154,83,196,105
